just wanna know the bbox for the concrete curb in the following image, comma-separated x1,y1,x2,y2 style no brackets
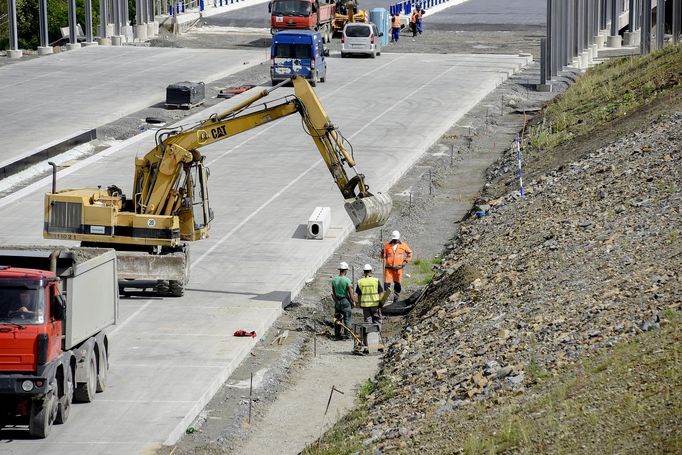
0,129,96,181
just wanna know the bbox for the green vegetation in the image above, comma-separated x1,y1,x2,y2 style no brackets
404,256,441,287
0,1,137,50
529,44,682,151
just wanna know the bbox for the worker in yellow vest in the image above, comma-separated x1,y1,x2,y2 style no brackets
355,263,384,354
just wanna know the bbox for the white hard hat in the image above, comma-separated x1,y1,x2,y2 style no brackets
339,262,349,270
363,264,372,272
391,230,400,240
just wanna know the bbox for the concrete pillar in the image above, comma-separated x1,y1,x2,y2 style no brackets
37,0,54,55
575,0,585,57
538,38,552,91
608,0,622,46
122,0,134,43
641,0,652,54
135,0,147,40
674,0,681,44
112,0,124,43
628,0,636,31
656,0,665,49
84,0,96,44
67,0,78,45
571,0,581,68
99,0,109,37
148,0,158,37
565,0,575,65
546,0,553,78
7,0,22,58
585,0,591,50
113,0,121,36
554,0,563,75
135,24,148,41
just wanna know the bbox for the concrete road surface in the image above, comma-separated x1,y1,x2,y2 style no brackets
0,52,530,453
0,46,265,170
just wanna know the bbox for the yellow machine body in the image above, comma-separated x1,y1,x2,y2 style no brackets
43,76,392,292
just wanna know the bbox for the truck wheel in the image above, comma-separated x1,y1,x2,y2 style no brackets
29,390,57,438
74,353,97,403
155,280,170,295
55,367,73,424
169,280,184,297
96,348,108,393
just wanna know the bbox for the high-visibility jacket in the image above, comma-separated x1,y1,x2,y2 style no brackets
358,276,381,307
410,12,418,24
391,15,401,29
382,241,412,269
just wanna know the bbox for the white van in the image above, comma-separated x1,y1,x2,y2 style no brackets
340,22,382,59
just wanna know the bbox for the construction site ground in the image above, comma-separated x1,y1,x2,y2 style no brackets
155,21,566,454
0,26,534,455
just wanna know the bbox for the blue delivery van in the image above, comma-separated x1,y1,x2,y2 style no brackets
270,30,329,87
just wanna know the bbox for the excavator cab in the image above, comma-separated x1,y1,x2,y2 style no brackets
179,160,214,240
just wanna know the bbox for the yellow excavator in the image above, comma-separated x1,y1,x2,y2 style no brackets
43,76,392,296
332,0,369,35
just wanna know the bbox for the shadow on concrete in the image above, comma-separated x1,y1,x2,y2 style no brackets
291,223,308,239
237,37,271,48
0,426,34,441
184,287,292,305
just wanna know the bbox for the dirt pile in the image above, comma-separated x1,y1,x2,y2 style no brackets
354,109,682,451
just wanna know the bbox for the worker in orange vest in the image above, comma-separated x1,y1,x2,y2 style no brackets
410,9,418,37
390,12,401,43
381,230,412,305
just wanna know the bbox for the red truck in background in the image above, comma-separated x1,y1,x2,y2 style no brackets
270,0,336,42
0,247,117,438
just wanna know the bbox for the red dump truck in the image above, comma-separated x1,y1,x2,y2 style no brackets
0,247,118,438
270,0,336,42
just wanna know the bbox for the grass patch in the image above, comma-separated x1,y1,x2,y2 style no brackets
404,256,442,287
528,44,682,152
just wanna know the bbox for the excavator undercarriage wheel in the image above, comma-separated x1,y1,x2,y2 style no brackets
155,280,184,297
169,280,184,297
155,280,170,295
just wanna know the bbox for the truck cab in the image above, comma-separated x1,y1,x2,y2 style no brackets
271,30,329,87
0,248,117,438
269,0,335,41
0,268,62,374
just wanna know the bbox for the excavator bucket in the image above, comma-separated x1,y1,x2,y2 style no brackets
344,193,392,232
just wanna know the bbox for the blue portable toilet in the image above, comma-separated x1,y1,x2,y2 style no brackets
370,8,390,47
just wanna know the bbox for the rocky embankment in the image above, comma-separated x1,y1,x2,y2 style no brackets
356,109,681,451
